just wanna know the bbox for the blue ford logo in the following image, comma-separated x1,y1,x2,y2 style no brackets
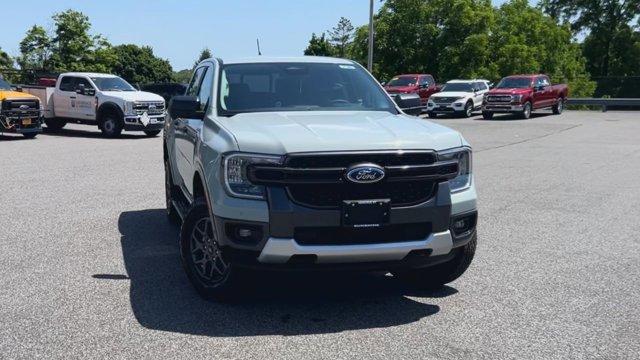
345,164,385,184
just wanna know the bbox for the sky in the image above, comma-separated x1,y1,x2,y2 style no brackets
1,0,510,71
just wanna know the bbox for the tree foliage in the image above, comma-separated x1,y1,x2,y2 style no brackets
328,17,355,57
13,9,174,85
304,33,335,56
0,47,12,69
540,0,640,76
195,48,213,67
111,44,173,85
17,25,50,70
342,0,596,96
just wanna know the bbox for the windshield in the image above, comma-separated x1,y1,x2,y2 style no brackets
441,83,474,92
91,76,136,91
218,62,397,115
387,76,417,87
496,77,532,89
0,78,12,90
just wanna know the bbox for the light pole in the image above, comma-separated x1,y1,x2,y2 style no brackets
367,0,374,72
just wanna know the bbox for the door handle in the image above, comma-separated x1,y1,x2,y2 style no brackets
70,96,76,99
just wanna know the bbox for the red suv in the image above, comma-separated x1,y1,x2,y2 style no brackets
384,74,439,106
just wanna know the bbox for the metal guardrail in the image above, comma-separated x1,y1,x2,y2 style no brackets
566,98,640,111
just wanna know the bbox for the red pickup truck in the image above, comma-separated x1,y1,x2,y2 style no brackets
384,74,439,106
482,74,568,119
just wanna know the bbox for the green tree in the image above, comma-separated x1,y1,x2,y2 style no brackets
328,17,355,58
194,48,212,67
173,69,193,83
0,47,12,69
491,0,595,96
304,33,335,56
17,25,51,70
540,0,640,76
111,44,173,85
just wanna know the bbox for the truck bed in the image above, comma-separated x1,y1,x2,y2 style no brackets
20,85,55,119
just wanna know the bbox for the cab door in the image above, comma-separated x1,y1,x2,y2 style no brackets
174,64,214,196
52,76,76,118
69,77,97,121
532,77,547,109
472,82,488,108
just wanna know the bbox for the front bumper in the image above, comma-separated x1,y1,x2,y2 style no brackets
211,178,477,269
482,103,524,112
123,113,165,131
427,101,466,113
0,115,43,134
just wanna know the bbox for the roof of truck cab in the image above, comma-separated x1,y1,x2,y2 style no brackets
212,56,355,65
59,72,118,78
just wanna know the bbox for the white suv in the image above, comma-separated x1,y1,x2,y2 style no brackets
427,79,491,118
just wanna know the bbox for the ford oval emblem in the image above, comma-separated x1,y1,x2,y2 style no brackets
19,104,30,110
345,164,385,184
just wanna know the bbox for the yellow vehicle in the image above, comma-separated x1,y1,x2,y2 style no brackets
0,78,43,139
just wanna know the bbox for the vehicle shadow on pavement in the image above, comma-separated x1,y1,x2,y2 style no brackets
0,134,32,141
114,209,454,337
41,127,151,139
472,113,553,121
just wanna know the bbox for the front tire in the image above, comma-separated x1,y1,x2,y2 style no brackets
427,112,438,118
520,102,532,119
22,132,38,139
462,101,473,118
180,199,244,301
99,112,123,138
394,233,476,290
44,119,66,131
482,111,494,120
552,98,564,114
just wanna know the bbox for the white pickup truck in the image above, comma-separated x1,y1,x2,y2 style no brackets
22,72,166,137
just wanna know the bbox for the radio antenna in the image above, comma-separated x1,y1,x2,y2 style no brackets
256,38,262,56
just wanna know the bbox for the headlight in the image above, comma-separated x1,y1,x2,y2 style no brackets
123,101,135,115
223,153,283,199
511,94,523,103
438,147,472,192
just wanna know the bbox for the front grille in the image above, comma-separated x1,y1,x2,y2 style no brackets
1,99,40,118
486,95,511,103
433,97,460,104
295,223,432,245
251,151,455,209
287,180,437,208
133,101,165,115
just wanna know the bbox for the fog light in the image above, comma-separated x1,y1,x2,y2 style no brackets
237,228,253,238
225,223,263,244
453,219,466,230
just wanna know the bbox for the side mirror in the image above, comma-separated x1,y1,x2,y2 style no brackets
75,84,85,94
169,95,202,119
380,81,386,86
535,85,546,91
392,93,422,116
85,88,96,96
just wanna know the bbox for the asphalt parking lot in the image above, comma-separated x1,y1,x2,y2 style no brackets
1,110,639,359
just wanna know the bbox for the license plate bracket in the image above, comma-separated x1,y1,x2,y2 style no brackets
342,199,390,227
22,118,32,125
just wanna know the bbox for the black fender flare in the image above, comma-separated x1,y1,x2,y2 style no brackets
97,102,124,124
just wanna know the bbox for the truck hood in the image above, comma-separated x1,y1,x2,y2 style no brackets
488,88,531,96
221,111,463,154
101,91,164,102
0,90,39,101
430,91,472,99
385,86,418,93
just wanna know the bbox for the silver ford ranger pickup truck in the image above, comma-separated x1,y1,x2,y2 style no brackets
163,56,477,300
